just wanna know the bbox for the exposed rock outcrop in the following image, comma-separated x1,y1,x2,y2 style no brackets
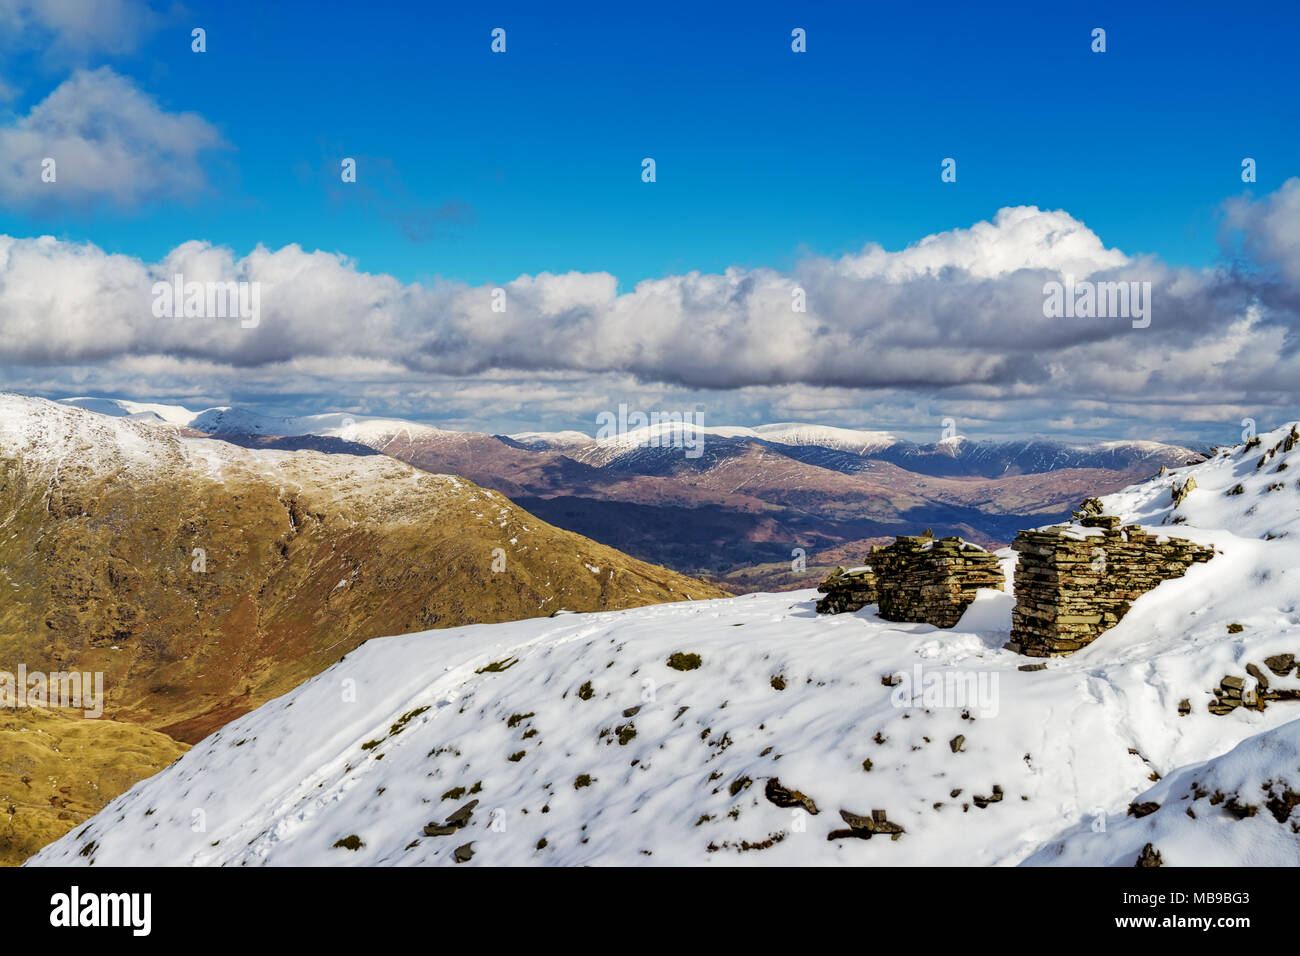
1207,653,1300,716
764,778,819,815
827,808,905,841
1135,843,1163,867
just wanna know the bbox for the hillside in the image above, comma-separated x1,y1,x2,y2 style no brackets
0,394,721,861
30,424,1300,866
1025,718,1300,867
1,394,719,734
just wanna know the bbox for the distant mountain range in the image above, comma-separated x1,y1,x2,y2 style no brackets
57,396,1209,588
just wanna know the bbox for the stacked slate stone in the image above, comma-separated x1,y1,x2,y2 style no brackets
1007,503,1216,657
869,532,1006,628
815,565,878,614
1207,655,1300,716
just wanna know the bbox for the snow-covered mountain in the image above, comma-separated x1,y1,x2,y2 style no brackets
500,430,597,452
872,435,1206,478
561,422,899,467
60,396,200,426
1026,718,1300,867
751,423,898,454
56,397,1201,477
30,425,1300,866
549,423,1200,477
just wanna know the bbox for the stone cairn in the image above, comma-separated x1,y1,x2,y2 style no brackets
815,565,878,614
817,530,1005,627
1007,498,1216,657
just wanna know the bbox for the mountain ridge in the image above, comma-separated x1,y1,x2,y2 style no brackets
52,396,1208,584
56,395,1206,474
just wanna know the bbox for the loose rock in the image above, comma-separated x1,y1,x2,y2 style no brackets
764,777,819,815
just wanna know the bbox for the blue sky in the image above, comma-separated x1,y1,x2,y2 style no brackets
1,0,1299,443
3,0,1296,285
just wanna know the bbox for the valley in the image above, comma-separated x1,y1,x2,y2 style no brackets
63,398,1207,591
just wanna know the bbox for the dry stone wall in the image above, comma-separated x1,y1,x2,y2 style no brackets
816,533,1004,625
815,566,878,614
870,534,1005,627
1007,507,1216,657
815,501,1217,654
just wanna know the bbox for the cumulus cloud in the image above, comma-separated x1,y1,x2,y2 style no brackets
835,205,1129,281
3,184,1300,440
0,68,224,209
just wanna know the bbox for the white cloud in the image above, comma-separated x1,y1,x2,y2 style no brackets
2,188,1299,439
0,68,223,208
836,205,1129,281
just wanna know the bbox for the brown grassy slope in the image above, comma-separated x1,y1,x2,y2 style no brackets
0,398,722,743
0,706,188,867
